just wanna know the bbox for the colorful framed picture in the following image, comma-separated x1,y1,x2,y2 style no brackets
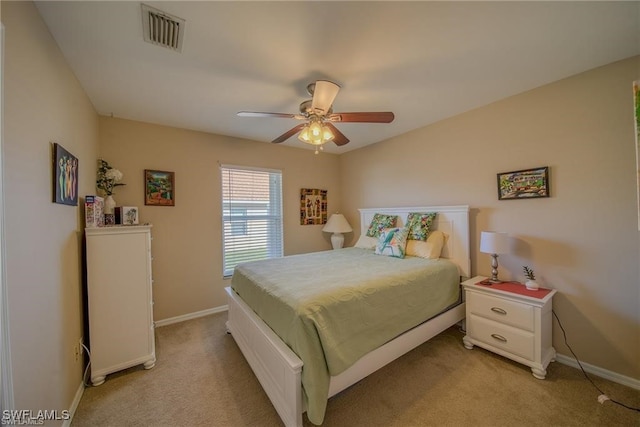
144,169,175,206
52,143,78,206
497,166,549,200
300,188,327,225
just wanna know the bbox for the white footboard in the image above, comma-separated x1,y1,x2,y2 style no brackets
225,287,303,427
226,286,466,427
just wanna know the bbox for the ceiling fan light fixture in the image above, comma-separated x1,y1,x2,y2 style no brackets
309,120,323,140
298,119,334,146
322,126,335,143
298,125,311,143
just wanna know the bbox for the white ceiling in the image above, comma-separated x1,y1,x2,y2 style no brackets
35,1,640,154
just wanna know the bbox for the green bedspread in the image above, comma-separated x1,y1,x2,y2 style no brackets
231,247,460,425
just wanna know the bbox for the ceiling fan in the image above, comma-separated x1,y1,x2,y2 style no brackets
237,80,395,153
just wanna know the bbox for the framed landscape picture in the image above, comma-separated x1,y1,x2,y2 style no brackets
497,166,549,200
52,142,78,206
144,169,175,206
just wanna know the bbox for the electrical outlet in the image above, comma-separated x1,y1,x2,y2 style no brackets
74,338,83,363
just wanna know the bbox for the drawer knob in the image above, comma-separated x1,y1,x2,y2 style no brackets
491,333,508,343
491,307,507,315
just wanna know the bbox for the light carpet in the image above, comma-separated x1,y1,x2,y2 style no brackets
72,313,639,426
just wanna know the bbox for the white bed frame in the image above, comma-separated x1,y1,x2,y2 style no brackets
225,205,470,426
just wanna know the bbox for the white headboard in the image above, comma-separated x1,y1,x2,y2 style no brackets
358,205,470,278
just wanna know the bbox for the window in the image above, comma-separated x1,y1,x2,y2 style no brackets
229,207,248,236
221,165,283,277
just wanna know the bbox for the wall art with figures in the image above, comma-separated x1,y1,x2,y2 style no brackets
52,142,78,206
300,188,327,225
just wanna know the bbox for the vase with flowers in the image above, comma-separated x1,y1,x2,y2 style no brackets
96,159,126,214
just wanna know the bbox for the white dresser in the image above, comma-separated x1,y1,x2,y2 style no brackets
85,225,155,385
462,276,556,379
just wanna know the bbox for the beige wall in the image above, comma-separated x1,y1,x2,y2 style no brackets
340,56,640,379
98,117,342,320
2,1,99,419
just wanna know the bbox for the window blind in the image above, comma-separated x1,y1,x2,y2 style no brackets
220,166,283,277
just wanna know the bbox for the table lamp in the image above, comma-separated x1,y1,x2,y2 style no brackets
323,213,352,249
480,231,510,283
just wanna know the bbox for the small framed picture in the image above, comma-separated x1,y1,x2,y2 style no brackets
300,188,327,225
53,143,78,206
116,206,139,225
497,166,549,200
144,169,175,206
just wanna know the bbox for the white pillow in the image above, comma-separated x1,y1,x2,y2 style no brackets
406,231,448,259
354,235,378,249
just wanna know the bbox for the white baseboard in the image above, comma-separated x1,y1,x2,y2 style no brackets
154,305,228,327
555,353,640,390
63,381,84,427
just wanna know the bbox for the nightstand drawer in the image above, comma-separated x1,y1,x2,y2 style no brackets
467,291,534,331
468,314,535,360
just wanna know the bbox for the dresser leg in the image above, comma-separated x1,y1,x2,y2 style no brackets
143,359,156,370
462,335,474,350
531,367,547,379
91,375,106,386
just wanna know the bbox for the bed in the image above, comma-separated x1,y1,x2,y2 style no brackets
225,205,470,426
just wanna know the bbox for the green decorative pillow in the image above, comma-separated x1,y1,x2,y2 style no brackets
375,227,409,258
366,213,398,238
406,212,436,241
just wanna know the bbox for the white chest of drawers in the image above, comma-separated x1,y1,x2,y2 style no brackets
462,276,556,379
85,225,155,385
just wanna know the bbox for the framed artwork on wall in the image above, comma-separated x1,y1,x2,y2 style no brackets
144,169,175,206
497,166,549,200
52,142,78,206
300,188,327,225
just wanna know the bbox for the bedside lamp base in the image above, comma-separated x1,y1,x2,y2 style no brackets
489,253,501,283
330,233,344,250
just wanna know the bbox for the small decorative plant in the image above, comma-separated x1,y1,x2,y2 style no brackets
523,266,535,281
523,266,539,290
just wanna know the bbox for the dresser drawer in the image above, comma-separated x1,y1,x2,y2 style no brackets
467,291,534,331
468,314,535,361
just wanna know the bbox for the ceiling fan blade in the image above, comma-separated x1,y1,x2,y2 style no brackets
327,112,395,123
272,123,306,144
238,111,305,120
311,80,341,116
325,123,349,146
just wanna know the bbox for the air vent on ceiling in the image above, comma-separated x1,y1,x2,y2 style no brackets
141,4,185,52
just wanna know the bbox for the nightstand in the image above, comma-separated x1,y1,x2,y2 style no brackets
462,276,557,379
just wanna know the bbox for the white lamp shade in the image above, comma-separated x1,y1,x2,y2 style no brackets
323,214,352,233
480,231,510,254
